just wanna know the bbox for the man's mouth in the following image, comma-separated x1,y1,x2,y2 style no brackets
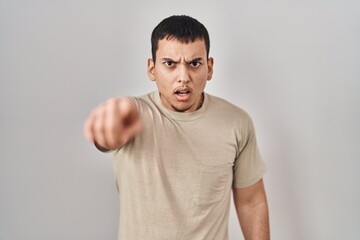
174,87,192,96
174,87,192,101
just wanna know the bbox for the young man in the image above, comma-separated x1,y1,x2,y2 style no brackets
84,15,270,240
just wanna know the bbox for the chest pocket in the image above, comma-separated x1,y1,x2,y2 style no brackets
193,163,232,208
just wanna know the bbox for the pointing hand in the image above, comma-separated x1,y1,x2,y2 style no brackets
84,97,142,151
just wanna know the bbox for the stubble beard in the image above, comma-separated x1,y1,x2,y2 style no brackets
171,92,204,112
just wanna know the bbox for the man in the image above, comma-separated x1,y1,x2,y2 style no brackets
84,15,270,240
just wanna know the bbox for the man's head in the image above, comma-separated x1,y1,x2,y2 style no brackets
151,15,210,63
148,15,214,113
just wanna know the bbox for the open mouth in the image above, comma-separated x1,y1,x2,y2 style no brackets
174,87,192,96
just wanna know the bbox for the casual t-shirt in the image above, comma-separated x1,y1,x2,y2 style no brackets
112,91,266,240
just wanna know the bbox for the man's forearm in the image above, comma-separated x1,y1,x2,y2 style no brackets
233,180,270,240
237,200,270,240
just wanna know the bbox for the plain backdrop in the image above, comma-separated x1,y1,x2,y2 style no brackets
1,0,359,239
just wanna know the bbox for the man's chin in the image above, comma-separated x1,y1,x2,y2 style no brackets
171,104,193,113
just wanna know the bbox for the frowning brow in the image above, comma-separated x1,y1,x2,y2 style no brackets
161,58,178,63
186,58,204,63
161,57,204,63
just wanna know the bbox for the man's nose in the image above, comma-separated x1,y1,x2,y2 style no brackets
177,64,190,84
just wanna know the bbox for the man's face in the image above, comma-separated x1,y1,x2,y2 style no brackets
147,38,214,112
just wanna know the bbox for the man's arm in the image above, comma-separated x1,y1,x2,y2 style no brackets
233,179,270,240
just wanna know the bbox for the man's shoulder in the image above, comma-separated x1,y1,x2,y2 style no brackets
130,91,168,118
206,94,255,132
131,91,157,108
136,91,155,100
207,93,251,119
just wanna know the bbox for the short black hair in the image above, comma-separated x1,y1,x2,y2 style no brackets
151,15,210,62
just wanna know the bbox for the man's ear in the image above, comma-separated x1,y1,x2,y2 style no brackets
207,57,214,81
147,58,156,81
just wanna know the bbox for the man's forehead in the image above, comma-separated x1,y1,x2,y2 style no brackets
156,38,207,58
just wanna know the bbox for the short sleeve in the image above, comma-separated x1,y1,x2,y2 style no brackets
232,116,266,188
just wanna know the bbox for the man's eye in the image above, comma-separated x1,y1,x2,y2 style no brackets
190,61,201,67
164,61,174,67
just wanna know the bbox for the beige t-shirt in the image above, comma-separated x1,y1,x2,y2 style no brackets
112,91,266,240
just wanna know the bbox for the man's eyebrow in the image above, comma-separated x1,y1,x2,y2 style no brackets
160,57,204,63
161,58,178,63
186,57,204,63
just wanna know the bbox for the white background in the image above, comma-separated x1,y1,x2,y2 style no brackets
1,0,359,239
